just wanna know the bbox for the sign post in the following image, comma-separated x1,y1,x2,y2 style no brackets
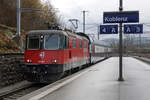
102,0,141,82
118,0,124,81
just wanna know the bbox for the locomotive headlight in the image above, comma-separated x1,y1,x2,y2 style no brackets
40,35,44,39
53,59,57,63
51,59,57,64
27,59,30,62
27,59,32,63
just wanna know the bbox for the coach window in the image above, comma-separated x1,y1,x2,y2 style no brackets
84,41,87,48
79,40,82,48
72,39,76,48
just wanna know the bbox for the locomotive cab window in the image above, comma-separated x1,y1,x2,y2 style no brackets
60,36,69,49
65,37,69,49
27,36,40,50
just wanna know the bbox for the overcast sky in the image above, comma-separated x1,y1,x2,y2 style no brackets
49,0,150,40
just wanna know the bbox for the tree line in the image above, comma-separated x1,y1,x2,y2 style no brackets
0,0,58,31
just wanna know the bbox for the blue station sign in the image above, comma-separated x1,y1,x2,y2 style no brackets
124,24,143,34
100,25,118,34
103,11,139,23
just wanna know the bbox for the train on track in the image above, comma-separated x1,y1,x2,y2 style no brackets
24,29,112,83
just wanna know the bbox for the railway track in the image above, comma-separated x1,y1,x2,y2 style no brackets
0,83,46,100
134,56,150,64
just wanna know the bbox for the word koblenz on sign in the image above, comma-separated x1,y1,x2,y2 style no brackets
104,17,128,23
103,11,139,23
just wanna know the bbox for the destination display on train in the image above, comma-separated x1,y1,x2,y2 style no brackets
103,11,139,23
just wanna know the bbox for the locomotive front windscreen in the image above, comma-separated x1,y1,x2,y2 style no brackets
27,34,68,50
44,35,59,50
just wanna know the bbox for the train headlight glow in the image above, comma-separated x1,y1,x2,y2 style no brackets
27,59,30,63
27,59,32,63
51,59,57,64
40,35,44,39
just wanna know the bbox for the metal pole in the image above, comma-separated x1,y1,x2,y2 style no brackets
17,0,24,52
98,26,100,40
118,0,124,81
83,11,85,33
82,11,88,33
17,0,21,36
139,34,141,53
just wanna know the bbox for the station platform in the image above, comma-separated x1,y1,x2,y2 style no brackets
19,57,150,100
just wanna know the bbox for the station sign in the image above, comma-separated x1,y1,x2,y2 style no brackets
103,11,139,23
100,25,118,34
124,24,143,34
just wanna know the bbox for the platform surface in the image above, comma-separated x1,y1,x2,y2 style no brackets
20,57,150,100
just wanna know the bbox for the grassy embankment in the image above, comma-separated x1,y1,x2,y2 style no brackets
0,24,25,54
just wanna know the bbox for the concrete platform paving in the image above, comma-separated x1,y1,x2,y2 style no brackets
19,57,150,100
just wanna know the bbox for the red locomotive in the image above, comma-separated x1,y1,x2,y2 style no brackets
24,29,111,83
24,30,91,83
